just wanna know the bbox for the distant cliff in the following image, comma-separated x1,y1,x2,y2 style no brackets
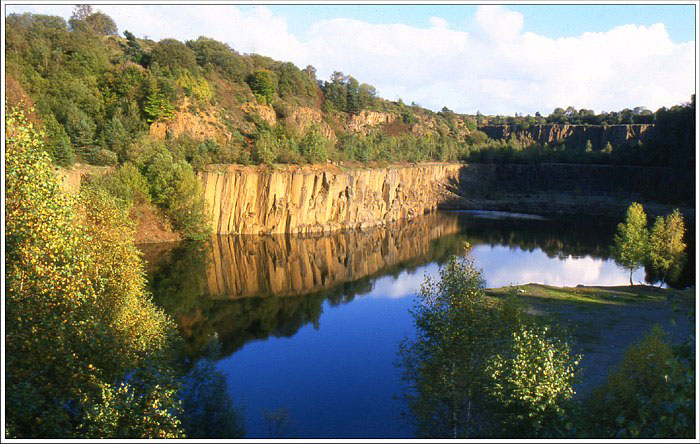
478,124,653,150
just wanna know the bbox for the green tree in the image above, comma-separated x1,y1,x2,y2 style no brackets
253,130,277,165
143,79,175,123
5,107,184,438
486,324,580,437
143,149,210,239
43,112,75,166
247,70,276,104
84,11,117,36
186,36,246,81
648,210,686,285
397,249,520,438
611,202,649,285
123,30,148,66
301,125,328,163
151,38,198,73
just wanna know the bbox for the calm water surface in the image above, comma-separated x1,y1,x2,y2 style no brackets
142,211,692,438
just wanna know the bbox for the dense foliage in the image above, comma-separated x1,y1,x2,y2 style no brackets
398,245,694,438
611,203,687,286
7,9,694,177
585,326,695,438
6,108,181,437
397,248,580,438
5,108,243,438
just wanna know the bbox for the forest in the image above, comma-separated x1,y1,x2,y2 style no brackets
6,8,695,173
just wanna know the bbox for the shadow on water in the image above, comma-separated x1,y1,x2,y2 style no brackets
141,211,694,361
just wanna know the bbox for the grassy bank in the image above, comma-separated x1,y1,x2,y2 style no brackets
486,283,695,398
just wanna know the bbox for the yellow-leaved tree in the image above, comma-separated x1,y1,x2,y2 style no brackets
5,107,184,438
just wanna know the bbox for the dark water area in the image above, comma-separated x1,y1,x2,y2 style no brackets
141,210,695,438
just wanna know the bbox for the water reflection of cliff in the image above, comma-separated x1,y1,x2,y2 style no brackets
141,211,694,360
206,213,462,299
142,213,466,358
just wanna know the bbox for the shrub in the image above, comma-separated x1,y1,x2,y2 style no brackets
486,324,580,437
143,150,210,239
176,72,213,102
85,162,150,209
253,130,277,165
5,107,183,438
247,70,276,104
91,148,118,166
586,325,695,438
300,125,328,163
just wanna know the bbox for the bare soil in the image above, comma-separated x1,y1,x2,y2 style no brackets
131,202,181,244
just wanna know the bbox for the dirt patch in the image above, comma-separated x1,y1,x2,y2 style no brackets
131,203,181,244
487,284,695,399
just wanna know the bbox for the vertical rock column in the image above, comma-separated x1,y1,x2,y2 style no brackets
198,163,463,235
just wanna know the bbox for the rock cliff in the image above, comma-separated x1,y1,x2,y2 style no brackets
198,163,462,235
479,124,653,150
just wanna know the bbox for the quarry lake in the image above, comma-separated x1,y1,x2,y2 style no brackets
140,211,687,438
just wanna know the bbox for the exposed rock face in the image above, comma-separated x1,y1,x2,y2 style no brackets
345,110,398,134
285,106,335,140
241,101,277,126
479,124,653,150
205,212,462,299
198,163,462,235
56,163,112,193
150,97,230,143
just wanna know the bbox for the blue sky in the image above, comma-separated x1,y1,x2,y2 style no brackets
257,4,696,43
5,3,697,115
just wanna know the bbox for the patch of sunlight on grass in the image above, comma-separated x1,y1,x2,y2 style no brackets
485,283,676,307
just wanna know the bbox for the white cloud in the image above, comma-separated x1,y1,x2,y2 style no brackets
473,246,646,287
429,16,449,29
5,4,695,114
474,5,524,41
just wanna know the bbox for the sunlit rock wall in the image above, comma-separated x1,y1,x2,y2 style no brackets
198,163,462,235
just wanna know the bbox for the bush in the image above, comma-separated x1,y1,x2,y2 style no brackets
486,324,580,437
5,108,183,438
143,150,210,239
85,162,150,209
252,130,277,165
300,125,328,163
91,148,118,166
247,70,276,104
586,325,695,438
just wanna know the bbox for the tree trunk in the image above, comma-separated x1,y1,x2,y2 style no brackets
629,269,633,286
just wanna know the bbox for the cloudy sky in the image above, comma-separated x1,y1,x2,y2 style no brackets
6,2,697,115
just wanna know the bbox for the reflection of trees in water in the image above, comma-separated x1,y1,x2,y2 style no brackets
456,215,615,260
142,212,694,360
456,214,694,288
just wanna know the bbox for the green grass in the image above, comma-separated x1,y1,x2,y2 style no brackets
486,283,693,309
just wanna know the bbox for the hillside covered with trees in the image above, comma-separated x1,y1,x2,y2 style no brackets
6,7,696,170
5,7,695,240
